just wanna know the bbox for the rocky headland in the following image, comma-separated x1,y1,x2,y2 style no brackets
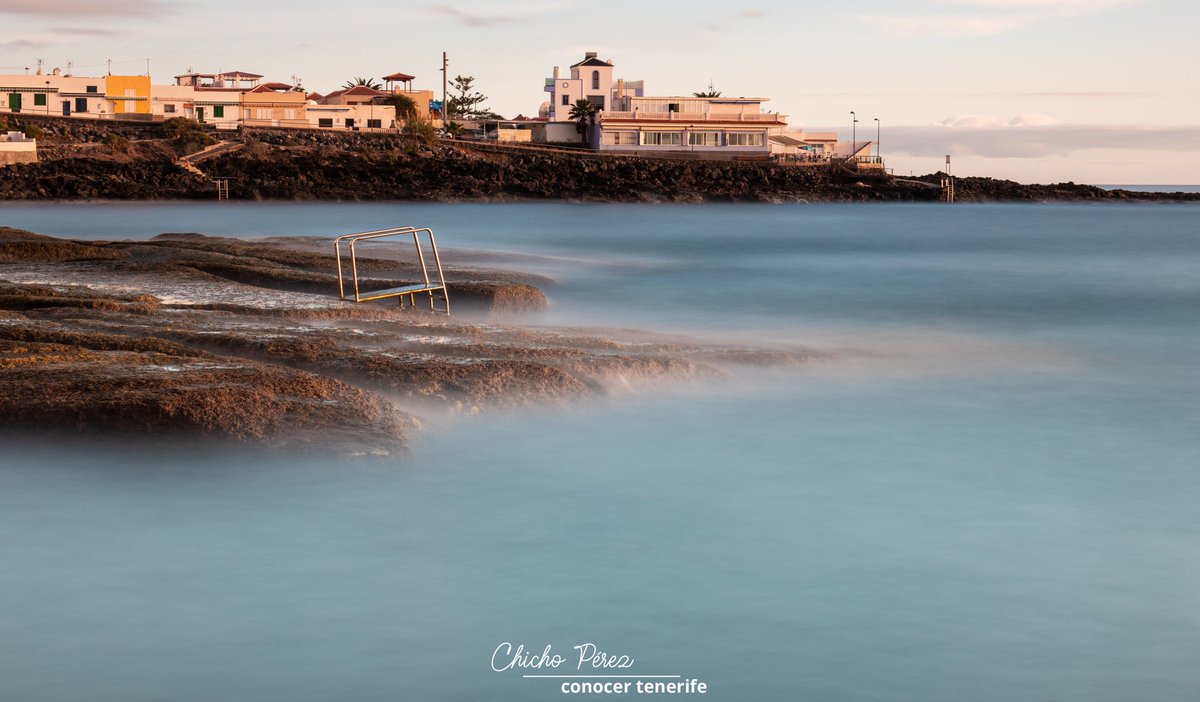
1,114,1195,203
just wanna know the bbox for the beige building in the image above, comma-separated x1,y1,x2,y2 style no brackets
0,131,37,166
0,65,440,134
241,83,308,128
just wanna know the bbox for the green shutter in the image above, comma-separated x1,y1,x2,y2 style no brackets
213,105,224,118
8,93,20,112
34,93,47,106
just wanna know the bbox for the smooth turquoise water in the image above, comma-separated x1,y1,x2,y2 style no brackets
1,202,1199,701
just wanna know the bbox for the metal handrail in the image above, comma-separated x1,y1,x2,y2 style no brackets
333,227,450,314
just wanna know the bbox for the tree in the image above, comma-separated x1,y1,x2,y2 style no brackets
693,81,722,98
568,99,597,145
445,121,465,138
446,74,490,119
386,93,418,122
402,117,437,145
343,76,382,90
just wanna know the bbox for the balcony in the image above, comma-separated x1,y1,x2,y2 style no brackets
601,110,787,123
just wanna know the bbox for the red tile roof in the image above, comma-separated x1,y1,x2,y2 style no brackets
383,72,415,81
248,83,296,93
323,86,386,99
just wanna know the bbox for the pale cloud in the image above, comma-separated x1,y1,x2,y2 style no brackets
938,113,1060,127
862,0,1143,36
0,38,44,50
0,0,164,16
884,120,1200,159
937,0,1138,8
862,14,1026,36
432,5,515,27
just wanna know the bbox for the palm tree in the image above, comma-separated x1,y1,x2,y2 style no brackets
568,99,597,145
446,121,465,138
343,76,382,90
693,81,722,98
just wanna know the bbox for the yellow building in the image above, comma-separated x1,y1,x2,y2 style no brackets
104,75,152,116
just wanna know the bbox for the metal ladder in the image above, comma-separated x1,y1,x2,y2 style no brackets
334,227,450,314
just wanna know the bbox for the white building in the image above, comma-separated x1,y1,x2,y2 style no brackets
542,53,786,158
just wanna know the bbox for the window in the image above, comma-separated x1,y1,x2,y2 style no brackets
587,96,605,110
34,93,46,106
592,70,600,90
727,132,765,147
164,104,176,113
604,130,638,146
319,118,333,128
284,109,297,121
74,97,88,113
255,108,271,120
668,103,680,113
85,85,98,93
345,118,355,128
641,131,682,146
367,119,382,129
213,105,224,118
561,93,570,106
689,131,721,147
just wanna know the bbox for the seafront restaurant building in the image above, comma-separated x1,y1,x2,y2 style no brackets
540,53,789,158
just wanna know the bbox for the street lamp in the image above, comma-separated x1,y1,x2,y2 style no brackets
850,111,858,160
45,81,51,115
874,117,880,158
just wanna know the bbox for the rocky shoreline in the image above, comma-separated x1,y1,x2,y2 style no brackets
1,114,1195,203
0,227,829,455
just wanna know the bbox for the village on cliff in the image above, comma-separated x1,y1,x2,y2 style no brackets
1,52,882,170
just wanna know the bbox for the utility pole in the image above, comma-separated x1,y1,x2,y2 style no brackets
874,117,880,158
441,52,448,123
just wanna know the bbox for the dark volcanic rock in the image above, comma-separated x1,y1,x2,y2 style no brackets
1,227,127,262
0,229,831,454
0,332,413,454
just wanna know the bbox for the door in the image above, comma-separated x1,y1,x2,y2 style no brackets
197,107,205,123
62,101,71,116
8,93,20,113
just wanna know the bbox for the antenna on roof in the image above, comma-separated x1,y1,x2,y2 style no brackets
36,58,44,74
66,60,73,76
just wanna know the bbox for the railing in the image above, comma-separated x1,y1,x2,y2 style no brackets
334,227,450,314
602,111,787,123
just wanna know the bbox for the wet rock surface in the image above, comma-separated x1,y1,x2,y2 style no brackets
1,229,831,454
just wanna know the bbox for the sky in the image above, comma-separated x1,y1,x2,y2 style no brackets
2,0,1198,183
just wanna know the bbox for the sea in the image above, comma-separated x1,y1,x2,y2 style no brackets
1,201,1198,701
